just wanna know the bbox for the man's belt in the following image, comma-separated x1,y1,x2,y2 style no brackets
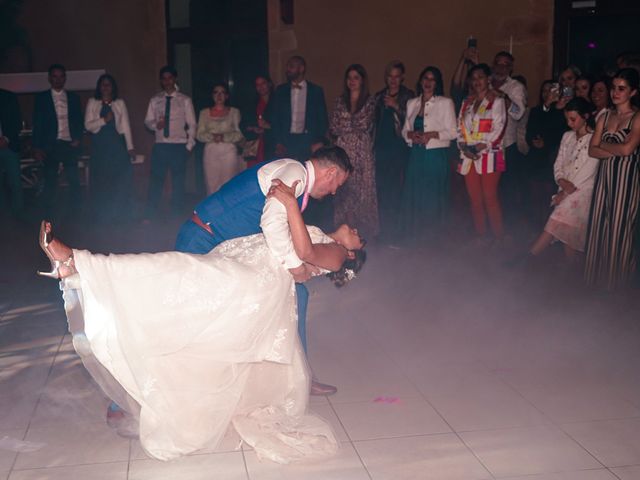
190,212,213,235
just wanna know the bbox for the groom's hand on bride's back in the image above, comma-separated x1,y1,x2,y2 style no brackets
288,263,319,283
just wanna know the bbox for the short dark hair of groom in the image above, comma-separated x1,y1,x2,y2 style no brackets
311,145,353,174
159,65,178,78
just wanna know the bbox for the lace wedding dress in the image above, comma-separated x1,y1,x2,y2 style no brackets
59,227,338,462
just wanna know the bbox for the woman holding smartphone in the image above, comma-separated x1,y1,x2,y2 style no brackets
456,63,507,245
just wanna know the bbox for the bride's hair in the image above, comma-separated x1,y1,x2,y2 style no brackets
326,249,367,288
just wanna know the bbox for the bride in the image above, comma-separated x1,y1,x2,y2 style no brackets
37,182,365,463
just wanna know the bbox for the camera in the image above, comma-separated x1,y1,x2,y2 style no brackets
467,36,477,48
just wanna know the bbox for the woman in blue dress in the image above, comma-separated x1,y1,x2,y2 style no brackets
400,66,457,242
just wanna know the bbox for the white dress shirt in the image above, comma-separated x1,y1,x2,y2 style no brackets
258,158,316,269
51,89,72,141
290,80,307,134
144,89,197,150
85,98,135,150
403,95,457,149
496,76,527,148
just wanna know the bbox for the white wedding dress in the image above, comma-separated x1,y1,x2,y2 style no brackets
59,227,338,463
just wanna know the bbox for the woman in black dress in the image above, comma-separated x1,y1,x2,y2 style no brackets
84,74,135,222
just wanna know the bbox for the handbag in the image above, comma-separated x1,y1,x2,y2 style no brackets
241,138,259,158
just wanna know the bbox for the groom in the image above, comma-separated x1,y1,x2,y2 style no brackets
175,146,353,395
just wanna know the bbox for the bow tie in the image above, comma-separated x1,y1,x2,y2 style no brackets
291,83,303,90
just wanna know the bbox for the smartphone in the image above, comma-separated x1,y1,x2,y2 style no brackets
465,144,478,155
561,86,574,98
550,82,560,96
467,36,477,48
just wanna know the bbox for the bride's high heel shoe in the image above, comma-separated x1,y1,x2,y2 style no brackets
37,220,75,279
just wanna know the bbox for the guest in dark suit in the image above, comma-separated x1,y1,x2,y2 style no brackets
271,56,331,229
32,64,84,217
272,56,329,162
374,60,414,238
0,88,24,218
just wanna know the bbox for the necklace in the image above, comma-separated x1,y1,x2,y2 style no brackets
569,133,590,171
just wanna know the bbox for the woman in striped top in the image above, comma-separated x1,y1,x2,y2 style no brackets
585,68,640,290
456,63,507,244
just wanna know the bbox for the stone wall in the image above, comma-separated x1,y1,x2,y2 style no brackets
267,0,554,106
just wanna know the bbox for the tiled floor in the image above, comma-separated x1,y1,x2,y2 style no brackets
2,213,640,479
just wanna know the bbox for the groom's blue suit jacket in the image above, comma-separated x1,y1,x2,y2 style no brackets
176,160,304,252
174,160,310,352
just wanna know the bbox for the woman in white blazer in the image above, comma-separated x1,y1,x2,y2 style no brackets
85,74,135,223
400,66,457,241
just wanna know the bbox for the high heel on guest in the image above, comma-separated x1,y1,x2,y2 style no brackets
37,220,75,279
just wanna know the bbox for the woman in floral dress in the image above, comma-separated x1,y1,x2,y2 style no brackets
331,64,379,238
527,97,599,261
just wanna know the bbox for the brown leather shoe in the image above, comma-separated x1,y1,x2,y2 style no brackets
310,380,337,396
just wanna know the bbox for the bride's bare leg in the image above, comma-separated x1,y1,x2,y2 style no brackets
37,221,77,279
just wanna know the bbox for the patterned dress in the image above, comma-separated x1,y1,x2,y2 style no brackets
544,131,599,251
331,95,379,238
585,111,640,289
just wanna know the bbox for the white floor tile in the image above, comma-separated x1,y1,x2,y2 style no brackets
421,371,549,432
0,359,54,398
311,354,422,404
129,452,247,480
5,210,640,479
354,433,492,480
13,423,129,469
0,394,38,431
308,404,349,442
511,383,640,423
610,464,640,479
130,426,242,460
244,442,369,480
562,418,640,467
9,461,128,480
460,425,602,477
332,397,450,441
499,468,619,479
0,314,66,353
0,428,24,472
29,381,109,428
308,394,329,406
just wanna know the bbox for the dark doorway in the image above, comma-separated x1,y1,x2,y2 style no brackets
166,0,269,112
554,0,640,76
165,0,269,194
